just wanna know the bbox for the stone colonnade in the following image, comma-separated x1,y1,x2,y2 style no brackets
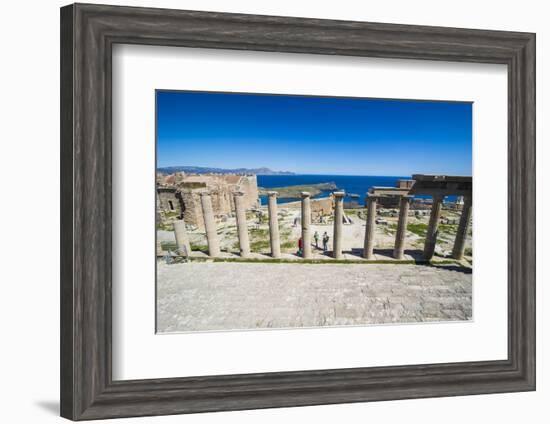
364,193,472,261
166,190,471,262
176,190,284,259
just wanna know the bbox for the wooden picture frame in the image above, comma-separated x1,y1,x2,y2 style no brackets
60,3,535,420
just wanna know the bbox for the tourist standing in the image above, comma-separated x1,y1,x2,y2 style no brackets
314,231,319,249
298,237,303,257
322,232,329,252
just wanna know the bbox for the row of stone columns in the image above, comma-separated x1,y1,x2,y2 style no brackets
363,193,472,261
423,194,472,261
300,191,345,259
166,190,471,262
362,194,413,260
171,190,346,259
170,191,283,259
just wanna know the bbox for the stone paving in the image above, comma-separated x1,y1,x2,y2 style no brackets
157,262,472,333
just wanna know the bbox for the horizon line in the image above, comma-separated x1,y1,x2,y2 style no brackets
156,169,472,178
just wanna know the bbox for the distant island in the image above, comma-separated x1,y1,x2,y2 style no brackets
259,182,338,198
157,166,295,175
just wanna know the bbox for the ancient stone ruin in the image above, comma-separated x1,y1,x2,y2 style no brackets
156,172,259,229
368,179,415,208
157,174,472,263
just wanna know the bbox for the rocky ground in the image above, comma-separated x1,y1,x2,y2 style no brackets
157,261,472,333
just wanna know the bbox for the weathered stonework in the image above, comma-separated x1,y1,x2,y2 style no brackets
157,188,183,218
301,192,312,259
332,192,345,259
173,219,191,257
409,175,473,261
157,262,472,332
363,195,378,259
267,192,281,258
368,179,414,208
277,196,334,223
157,173,260,228
200,192,220,257
393,196,412,260
452,194,473,260
157,173,472,262
233,192,251,257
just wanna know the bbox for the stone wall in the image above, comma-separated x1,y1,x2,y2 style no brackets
157,173,260,228
397,179,415,189
158,188,182,218
282,197,334,223
179,190,203,228
237,175,260,211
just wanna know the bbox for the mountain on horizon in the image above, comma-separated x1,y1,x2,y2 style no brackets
157,165,295,176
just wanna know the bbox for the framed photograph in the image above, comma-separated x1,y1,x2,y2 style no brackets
60,3,535,420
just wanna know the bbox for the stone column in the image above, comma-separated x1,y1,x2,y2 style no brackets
156,188,163,257
332,192,345,259
393,196,412,260
200,192,220,257
156,237,163,257
363,195,378,259
424,194,444,261
233,192,251,257
267,192,281,258
301,192,312,259
173,219,191,257
156,189,162,225
452,194,473,260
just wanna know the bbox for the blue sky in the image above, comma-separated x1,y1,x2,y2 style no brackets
156,90,472,176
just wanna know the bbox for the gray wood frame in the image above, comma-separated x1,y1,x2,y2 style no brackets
60,3,536,420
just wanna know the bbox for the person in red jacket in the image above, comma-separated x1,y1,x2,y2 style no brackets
297,237,303,257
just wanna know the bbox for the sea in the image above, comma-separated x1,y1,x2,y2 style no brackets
257,174,456,206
